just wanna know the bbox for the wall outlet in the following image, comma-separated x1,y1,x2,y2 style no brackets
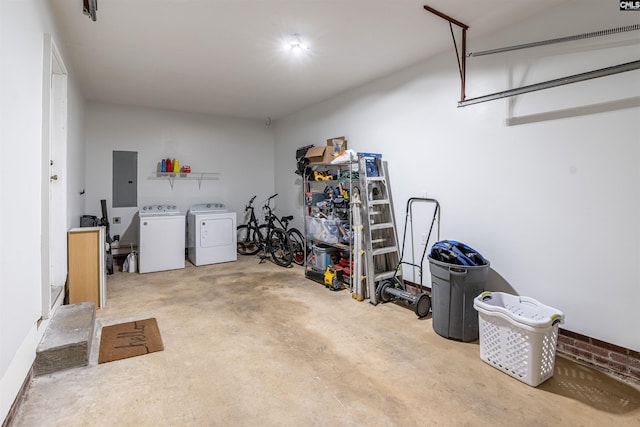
420,233,427,245
113,217,121,224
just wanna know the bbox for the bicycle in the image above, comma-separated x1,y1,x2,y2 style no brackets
260,195,308,266
236,195,293,267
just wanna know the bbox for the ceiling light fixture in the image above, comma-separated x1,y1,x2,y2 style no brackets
285,34,308,53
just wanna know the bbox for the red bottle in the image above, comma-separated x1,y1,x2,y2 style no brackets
166,157,173,172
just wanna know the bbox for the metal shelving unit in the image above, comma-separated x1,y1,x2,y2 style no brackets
302,160,359,291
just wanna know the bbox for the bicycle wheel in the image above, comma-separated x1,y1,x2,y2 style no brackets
287,228,307,266
237,224,261,255
268,228,293,267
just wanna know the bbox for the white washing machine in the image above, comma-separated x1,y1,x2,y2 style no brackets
139,204,186,273
187,202,237,266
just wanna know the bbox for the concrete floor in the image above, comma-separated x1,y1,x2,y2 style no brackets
12,256,640,426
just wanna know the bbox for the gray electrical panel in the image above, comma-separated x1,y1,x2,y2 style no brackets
112,151,137,207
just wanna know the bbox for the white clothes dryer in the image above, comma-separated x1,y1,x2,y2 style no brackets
187,203,237,266
138,204,186,273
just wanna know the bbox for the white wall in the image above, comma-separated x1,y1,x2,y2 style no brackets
84,103,276,245
274,1,640,351
0,4,43,411
0,0,85,421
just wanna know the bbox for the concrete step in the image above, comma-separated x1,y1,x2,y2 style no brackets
34,302,96,376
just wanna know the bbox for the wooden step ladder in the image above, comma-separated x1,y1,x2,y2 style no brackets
358,153,401,305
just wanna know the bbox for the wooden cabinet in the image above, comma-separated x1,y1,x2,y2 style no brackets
68,227,106,308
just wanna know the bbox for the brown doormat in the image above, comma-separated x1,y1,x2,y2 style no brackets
98,318,164,364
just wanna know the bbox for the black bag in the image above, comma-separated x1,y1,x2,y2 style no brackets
80,215,98,227
295,145,314,176
430,240,488,266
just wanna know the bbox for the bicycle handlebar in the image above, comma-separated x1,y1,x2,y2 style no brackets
245,195,257,212
263,193,278,210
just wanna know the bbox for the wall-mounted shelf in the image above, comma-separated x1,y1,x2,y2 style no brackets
149,172,220,189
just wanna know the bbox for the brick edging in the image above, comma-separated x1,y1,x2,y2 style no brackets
557,329,640,383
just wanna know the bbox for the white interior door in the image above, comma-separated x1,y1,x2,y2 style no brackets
41,36,68,320
50,73,67,290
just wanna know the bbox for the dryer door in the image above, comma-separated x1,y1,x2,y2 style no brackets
201,217,234,248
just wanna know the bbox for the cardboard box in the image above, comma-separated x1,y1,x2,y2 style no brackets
305,146,329,164
305,137,348,164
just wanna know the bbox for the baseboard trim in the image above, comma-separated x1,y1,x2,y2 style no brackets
2,298,65,425
1,368,32,427
0,322,37,425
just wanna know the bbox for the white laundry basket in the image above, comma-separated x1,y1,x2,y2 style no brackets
473,291,564,387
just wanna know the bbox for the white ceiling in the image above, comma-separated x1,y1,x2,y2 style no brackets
49,0,567,121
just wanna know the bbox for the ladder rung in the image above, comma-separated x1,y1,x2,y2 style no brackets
374,271,398,282
371,238,386,244
368,199,390,205
370,222,394,230
366,177,386,182
372,246,398,256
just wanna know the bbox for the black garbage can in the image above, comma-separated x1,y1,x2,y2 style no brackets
428,241,490,342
